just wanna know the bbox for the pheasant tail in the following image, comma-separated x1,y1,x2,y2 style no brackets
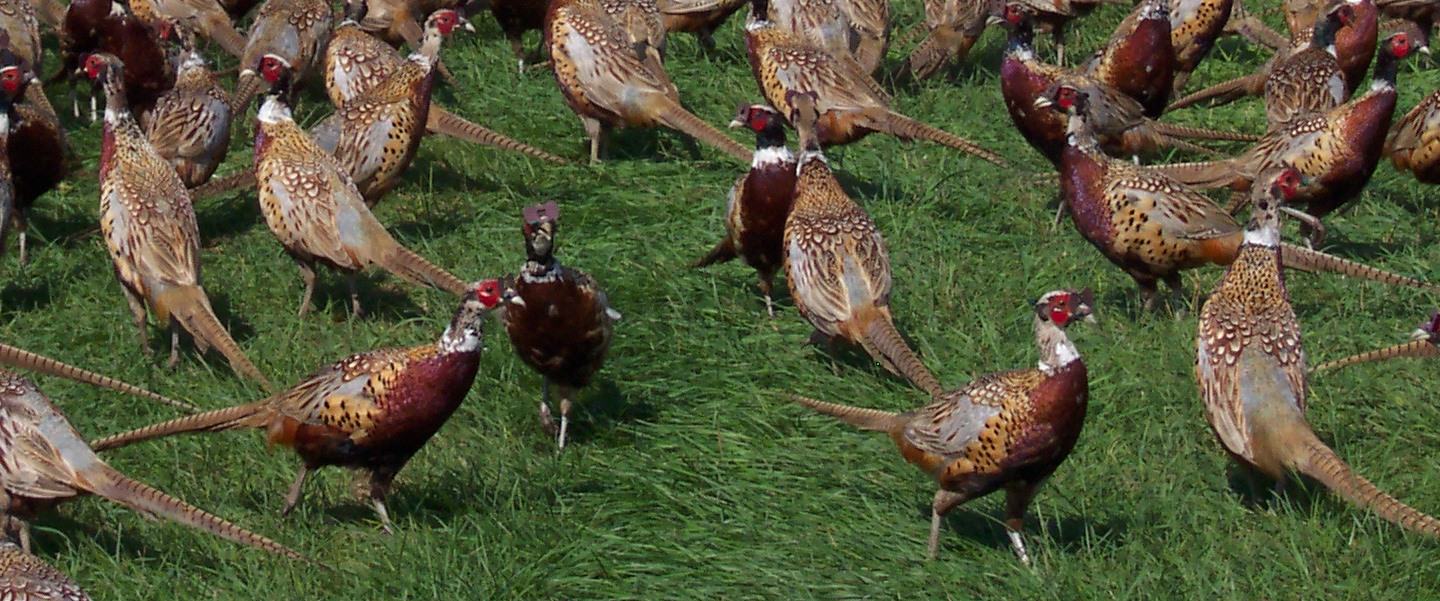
692,237,737,268
87,463,315,561
1149,121,1261,142
29,0,64,26
0,343,196,411
377,243,469,296
209,21,249,59
1293,427,1440,537
906,33,951,81
1281,244,1440,293
90,401,271,451
191,169,256,201
653,100,752,162
860,317,943,397
232,72,264,113
864,109,1008,166
1312,340,1440,373
1167,73,1266,111
790,394,905,431
1145,159,1242,189
426,108,571,164
1225,14,1288,51
157,286,274,391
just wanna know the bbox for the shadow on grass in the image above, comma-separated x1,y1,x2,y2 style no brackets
567,380,659,448
932,506,1130,556
31,513,163,561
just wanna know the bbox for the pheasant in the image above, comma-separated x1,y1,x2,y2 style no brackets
0,370,308,561
91,281,502,533
1171,0,1377,113
87,54,273,390
1381,16,1431,53
793,288,1093,562
658,0,749,51
0,540,90,600
61,0,174,119
141,21,233,188
499,202,620,450
1169,2,1353,115
782,92,944,397
0,342,194,411
999,4,1068,164
487,0,550,72
0,53,65,265
321,8,468,205
1311,311,1440,372
253,55,469,316
1008,0,1122,64
1385,87,1440,183
762,0,867,73
1377,0,1438,52
1082,0,1173,118
1038,79,1260,159
695,103,798,317
600,0,668,63
0,0,41,72
546,0,751,163
125,0,248,58
746,0,1007,165
1195,170,1440,539
1048,90,1440,309
904,0,992,80
353,0,468,85
1150,32,1415,239
1170,0,1234,94
232,0,333,112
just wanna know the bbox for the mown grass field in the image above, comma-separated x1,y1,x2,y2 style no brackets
7,0,1440,597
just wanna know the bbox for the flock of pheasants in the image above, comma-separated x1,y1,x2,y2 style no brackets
0,0,1431,591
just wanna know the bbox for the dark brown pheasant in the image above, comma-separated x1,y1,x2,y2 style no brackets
1049,90,1439,309
500,202,620,450
1196,172,1440,538
0,370,307,561
1082,0,1173,117
0,46,66,265
746,0,1007,165
1310,310,1440,372
487,0,551,72
999,4,1068,164
793,289,1093,561
141,21,233,188
658,0,748,51
1150,32,1415,239
695,103,798,317
1009,0,1121,64
0,540,90,600
254,56,469,316
1386,86,1440,182
782,92,943,397
91,281,501,533
1039,79,1259,159
88,54,273,390
547,0,750,163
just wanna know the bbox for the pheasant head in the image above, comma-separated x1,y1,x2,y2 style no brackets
730,103,787,150
1411,311,1440,342
342,0,368,24
522,201,560,263
0,63,31,103
257,54,297,120
412,9,474,68
82,53,129,121
1242,166,1304,247
1032,289,1095,372
439,279,504,354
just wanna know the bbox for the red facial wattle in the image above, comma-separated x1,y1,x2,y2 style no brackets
1050,307,1070,326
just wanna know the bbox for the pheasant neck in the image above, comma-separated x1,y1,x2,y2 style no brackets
754,123,786,151
437,311,486,354
1064,111,1102,155
1005,23,1036,59
1371,48,1400,91
409,26,446,70
101,77,132,126
1034,316,1080,375
522,258,558,280
256,95,293,125
1312,14,1341,49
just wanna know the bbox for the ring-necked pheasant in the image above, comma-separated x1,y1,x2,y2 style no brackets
1170,0,1234,94
141,20,233,188
782,92,943,397
91,281,502,533
0,0,41,72
746,0,1007,165
547,0,750,163
1260,2,1353,127
487,0,550,72
232,0,333,112
87,53,273,390
1385,87,1440,183
1009,0,1122,64
1195,169,1440,539
0,370,308,561
904,0,992,80
1082,0,1173,117
126,0,248,58
658,0,748,52
695,103,797,317
1150,31,1414,239
499,202,620,450
1381,16,1431,53
792,288,1094,562
1039,79,1259,159
600,0,668,63
999,4,1068,164
0,540,90,600
1048,89,1440,309
253,55,469,316
1377,0,1437,51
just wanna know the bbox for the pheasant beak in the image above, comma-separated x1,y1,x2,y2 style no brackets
985,15,1003,25
728,117,745,129
1421,45,1432,55
1032,97,1054,109
507,295,526,307
462,16,476,32
1411,328,1431,341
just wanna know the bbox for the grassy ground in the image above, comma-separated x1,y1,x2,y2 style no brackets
7,1,1440,598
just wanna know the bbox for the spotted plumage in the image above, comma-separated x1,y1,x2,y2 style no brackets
1386,87,1440,182
657,0,748,50
0,541,89,601
1169,0,1232,92
0,0,42,70
1083,0,1173,117
1262,3,1351,127
793,289,1093,562
90,282,501,533
253,58,468,315
233,0,333,110
142,26,233,188
905,0,993,80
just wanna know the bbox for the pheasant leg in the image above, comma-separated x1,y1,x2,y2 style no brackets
281,464,310,516
928,489,966,560
539,379,558,436
1004,481,1040,567
347,274,364,318
15,209,27,266
582,116,605,165
166,322,181,369
122,286,151,355
757,276,776,318
558,395,573,451
296,260,317,317
365,468,398,534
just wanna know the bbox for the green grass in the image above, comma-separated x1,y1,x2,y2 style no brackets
8,2,1440,598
